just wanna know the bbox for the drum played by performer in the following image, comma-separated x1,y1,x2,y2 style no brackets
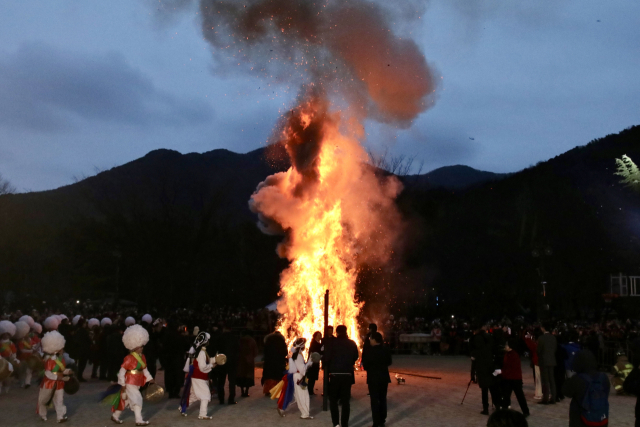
38,330,73,423
180,332,217,419
111,325,155,426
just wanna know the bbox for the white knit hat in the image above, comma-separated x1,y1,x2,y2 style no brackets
13,321,30,340
0,320,16,338
18,315,35,329
101,317,112,327
87,318,100,328
122,325,149,351
72,315,82,326
44,316,60,331
33,323,43,334
41,331,66,354
141,314,153,324
125,316,136,326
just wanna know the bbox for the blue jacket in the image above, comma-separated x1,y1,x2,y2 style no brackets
562,342,581,371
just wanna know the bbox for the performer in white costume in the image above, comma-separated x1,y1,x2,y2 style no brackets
288,338,314,420
180,332,216,419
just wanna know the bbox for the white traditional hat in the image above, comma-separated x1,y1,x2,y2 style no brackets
122,325,149,351
87,318,100,328
19,315,35,329
41,331,66,354
141,314,153,324
13,321,30,340
100,318,112,327
72,315,82,326
33,323,43,334
125,317,136,326
44,316,60,331
0,320,17,338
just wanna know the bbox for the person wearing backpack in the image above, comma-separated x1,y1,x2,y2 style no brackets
563,350,610,427
623,366,640,427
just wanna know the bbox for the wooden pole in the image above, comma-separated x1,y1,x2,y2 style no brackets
323,289,329,412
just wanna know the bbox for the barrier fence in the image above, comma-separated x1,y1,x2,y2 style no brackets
385,332,634,372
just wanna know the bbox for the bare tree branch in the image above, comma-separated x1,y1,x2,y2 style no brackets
367,149,421,177
0,173,16,195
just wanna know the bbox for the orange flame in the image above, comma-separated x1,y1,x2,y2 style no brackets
250,91,402,349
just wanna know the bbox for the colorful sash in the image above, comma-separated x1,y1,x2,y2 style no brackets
272,374,295,411
52,358,65,373
180,365,195,414
0,341,11,356
110,387,124,412
131,352,146,370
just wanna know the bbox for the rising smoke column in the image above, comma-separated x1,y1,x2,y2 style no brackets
193,0,437,344
198,0,436,124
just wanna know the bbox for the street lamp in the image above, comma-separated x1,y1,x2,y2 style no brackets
532,246,552,320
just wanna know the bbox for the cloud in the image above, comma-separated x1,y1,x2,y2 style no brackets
0,42,213,132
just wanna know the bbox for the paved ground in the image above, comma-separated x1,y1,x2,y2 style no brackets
0,356,636,427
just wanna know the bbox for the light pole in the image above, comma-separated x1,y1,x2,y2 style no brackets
532,246,552,320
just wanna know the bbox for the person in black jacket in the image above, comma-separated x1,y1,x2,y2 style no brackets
307,331,323,396
361,332,391,427
73,319,92,382
361,323,377,363
98,324,111,380
554,333,568,401
261,330,288,396
625,337,640,427
106,324,127,382
624,366,640,427
323,325,359,427
141,320,158,380
162,320,190,398
214,324,240,404
471,327,503,415
563,350,610,427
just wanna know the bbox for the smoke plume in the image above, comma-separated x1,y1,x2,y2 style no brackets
168,0,438,342
198,0,436,125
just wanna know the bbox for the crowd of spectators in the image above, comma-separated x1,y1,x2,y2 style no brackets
381,314,640,363
3,300,279,334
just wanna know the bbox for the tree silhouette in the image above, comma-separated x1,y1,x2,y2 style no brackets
0,173,15,195
615,154,640,191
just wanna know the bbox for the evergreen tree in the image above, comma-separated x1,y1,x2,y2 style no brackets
615,154,640,191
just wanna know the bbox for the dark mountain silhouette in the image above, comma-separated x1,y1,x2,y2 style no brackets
0,125,639,318
384,125,640,320
405,165,509,189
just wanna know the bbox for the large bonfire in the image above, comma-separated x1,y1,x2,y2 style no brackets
191,0,437,346
249,89,404,345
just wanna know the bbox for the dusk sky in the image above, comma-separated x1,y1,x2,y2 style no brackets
1,0,638,192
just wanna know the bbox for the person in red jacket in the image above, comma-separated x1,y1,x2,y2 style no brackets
110,325,155,426
38,331,72,422
525,328,543,400
502,339,530,417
